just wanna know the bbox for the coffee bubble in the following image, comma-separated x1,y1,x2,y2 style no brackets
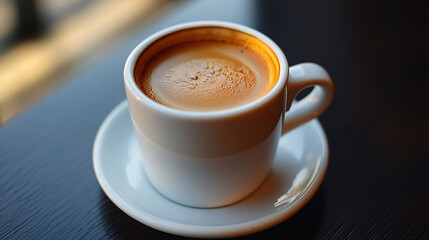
138,39,275,112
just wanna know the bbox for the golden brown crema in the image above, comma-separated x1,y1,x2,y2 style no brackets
134,27,280,112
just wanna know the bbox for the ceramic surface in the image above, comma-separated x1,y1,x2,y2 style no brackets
124,21,334,207
93,101,329,238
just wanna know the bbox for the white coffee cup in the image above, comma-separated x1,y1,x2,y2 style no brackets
124,21,334,208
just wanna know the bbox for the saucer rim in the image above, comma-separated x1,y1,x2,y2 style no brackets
93,100,329,238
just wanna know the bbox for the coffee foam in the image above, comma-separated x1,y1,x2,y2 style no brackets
134,27,279,112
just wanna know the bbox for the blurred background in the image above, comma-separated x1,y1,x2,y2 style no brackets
0,0,426,128
0,0,179,125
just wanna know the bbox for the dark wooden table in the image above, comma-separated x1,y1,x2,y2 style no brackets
1,0,427,239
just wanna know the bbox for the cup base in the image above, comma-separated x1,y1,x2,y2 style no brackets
133,118,279,208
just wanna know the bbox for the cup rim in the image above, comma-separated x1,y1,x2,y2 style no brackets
124,20,288,119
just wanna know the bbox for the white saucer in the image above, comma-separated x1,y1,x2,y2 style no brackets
93,100,329,238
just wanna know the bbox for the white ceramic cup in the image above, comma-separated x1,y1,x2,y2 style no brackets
124,21,334,208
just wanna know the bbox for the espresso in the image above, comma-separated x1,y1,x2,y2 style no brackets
134,27,279,112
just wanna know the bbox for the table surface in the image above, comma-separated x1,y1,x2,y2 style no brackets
1,0,428,239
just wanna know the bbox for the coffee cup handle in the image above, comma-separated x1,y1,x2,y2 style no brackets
282,63,334,134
